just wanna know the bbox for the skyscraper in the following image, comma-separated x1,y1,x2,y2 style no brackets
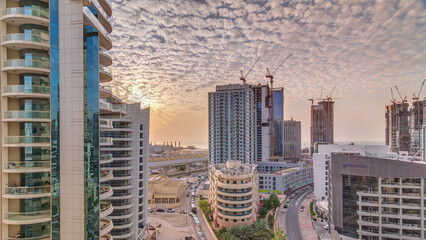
0,0,124,238
410,99,426,153
272,88,284,157
283,119,301,161
385,102,410,152
208,84,256,164
99,94,150,239
310,100,334,148
252,84,271,162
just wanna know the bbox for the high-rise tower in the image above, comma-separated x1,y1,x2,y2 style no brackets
385,102,410,152
208,84,256,164
311,100,334,147
0,0,116,239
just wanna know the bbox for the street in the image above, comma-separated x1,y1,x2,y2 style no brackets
283,189,313,240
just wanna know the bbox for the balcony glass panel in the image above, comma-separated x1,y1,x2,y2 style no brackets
4,210,50,221
3,33,49,45
4,161,50,169
4,186,50,195
2,7,49,19
5,136,50,144
5,111,50,119
4,59,50,69
4,85,50,95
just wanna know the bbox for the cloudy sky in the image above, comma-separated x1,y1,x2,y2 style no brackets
109,0,426,148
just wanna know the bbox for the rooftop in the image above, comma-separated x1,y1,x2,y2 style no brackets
212,160,257,176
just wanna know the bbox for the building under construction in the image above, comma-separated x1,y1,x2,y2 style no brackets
385,102,410,152
410,99,426,153
310,100,334,148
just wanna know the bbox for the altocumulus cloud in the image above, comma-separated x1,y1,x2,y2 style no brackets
108,0,426,145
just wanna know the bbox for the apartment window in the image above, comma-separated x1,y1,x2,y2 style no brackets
140,149,143,155
140,124,143,131
233,220,237,222
140,157,143,163
140,132,143,138
140,141,143,147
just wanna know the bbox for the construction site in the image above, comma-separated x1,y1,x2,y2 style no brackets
308,87,337,155
385,80,425,154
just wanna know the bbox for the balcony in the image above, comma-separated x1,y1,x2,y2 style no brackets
3,161,50,173
3,136,50,147
111,104,126,114
100,118,113,129
3,186,51,199
100,65,112,83
218,203,252,212
100,84,112,98
3,85,50,98
101,200,114,218
2,59,50,74
100,185,113,199
99,0,112,17
91,0,113,33
1,7,49,27
101,234,113,240
100,170,114,182
2,33,49,50
100,137,113,146
3,210,51,225
99,47,113,66
217,210,252,220
217,181,253,189
5,234,51,240
100,218,114,236
109,192,133,200
4,110,50,122
100,154,114,164
111,173,132,181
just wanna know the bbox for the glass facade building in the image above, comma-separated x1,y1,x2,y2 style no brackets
0,0,116,239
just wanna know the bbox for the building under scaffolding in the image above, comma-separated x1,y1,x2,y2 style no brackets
311,100,334,147
385,102,410,152
410,100,426,153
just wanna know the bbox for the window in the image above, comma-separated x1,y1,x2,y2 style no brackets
140,124,143,131
140,149,143,155
140,141,143,147
140,132,143,138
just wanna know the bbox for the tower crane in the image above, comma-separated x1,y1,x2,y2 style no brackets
394,85,407,103
265,53,292,162
412,79,426,101
324,85,337,101
390,88,397,104
240,57,260,85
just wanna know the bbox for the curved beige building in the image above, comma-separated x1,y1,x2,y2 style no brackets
209,161,259,229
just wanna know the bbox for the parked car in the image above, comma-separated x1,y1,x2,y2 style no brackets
300,205,305,209
192,207,197,213
167,208,175,213
281,209,286,214
147,208,153,212
157,208,165,212
299,208,304,212
283,204,288,208
179,209,187,214
324,224,329,230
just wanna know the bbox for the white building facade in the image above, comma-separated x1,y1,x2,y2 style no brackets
208,84,256,164
313,145,390,201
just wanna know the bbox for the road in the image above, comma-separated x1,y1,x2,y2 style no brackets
284,189,313,240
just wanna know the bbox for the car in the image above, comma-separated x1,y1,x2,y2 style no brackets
324,224,329,230
186,193,189,197
286,200,290,203
300,205,305,209
147,208,153,212
167,209,175,213
283,204,288,208
180,209,187,214
281,209,286,214
299,208,304,212
157,208,165,212
191,204,196,208
192,207,197,213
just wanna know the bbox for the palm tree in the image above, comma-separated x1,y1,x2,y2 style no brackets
240,224,254,240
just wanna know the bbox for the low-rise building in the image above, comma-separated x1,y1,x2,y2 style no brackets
256,161,306,173
148,176,187,209
209,161,259,229
329,153,426,239
313,144,391,201
259,166,313,195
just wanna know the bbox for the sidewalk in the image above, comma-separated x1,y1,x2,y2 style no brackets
299,195,319,240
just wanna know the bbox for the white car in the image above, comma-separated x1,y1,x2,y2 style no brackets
324,224,329,230
281,209,286,214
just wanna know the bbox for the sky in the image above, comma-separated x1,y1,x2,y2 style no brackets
108,0,426,148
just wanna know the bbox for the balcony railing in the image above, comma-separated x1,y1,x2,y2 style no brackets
218,211,251,217
5,111,50,120
100,154,113,162
3,33,49,45
4,186,51,195
100,65,112,75
4,59,50,69
2,7,49,19
100,171,113,179
4,85,50,95
4,161,50,170
99,47,113,59
218,203,252,209
4,210,51,222
4,136,50,144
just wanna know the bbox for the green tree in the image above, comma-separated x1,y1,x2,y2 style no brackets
198,200,211,217
271,229,287,240
269,193,280,209
268,214,274,229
